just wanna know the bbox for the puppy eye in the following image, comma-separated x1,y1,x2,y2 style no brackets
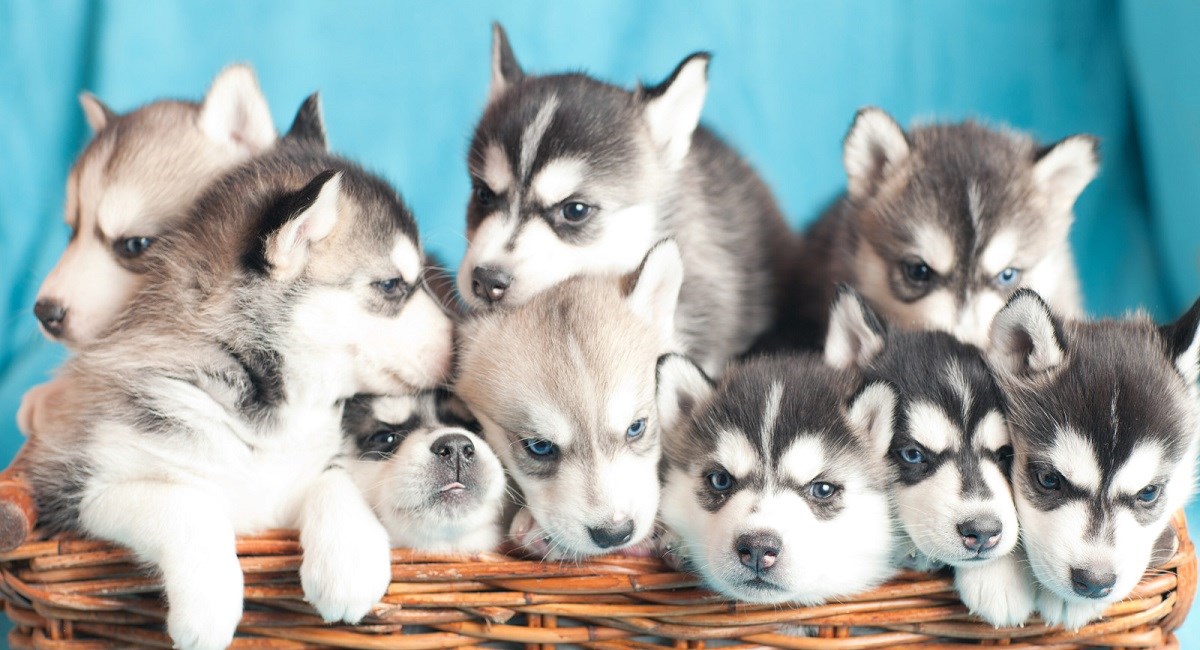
560,202,593,223
372,277,409,296
902,259,933,284
995,267,1021,288
1036,469,1063,491
1137,484,1161,504
706,469,734,492
364,430,398,453
809,481,839,500
625,418,646,440
897,446,925,464
116,236,154,258
524,438,558,459
474,183,496,208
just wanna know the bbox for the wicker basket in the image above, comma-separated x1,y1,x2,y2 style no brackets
0,465,1192,650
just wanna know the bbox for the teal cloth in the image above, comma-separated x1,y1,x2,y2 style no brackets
1,1,1198,645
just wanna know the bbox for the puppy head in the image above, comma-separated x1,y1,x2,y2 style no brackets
37,65,277,345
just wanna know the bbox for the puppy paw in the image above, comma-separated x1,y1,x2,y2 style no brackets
164,552,244,650
301,508,391,624
955,555,1036,627
17,381,59,436
508,507,551,558
1036,590,1108,630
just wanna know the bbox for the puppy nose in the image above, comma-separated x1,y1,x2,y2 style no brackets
957,517,1003,552
735,531,782,574
587,520,634,549
471,266,511,304
431,433,475,465
1070,567,1117,599
33,300,67,338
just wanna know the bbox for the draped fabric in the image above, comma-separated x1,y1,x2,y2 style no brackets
1,2,1197,642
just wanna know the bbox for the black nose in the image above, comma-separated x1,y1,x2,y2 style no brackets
431,433,475,474
587,520,634,549
1070,567,1117,599
958,517,1003,552
34,300,67,338
471,266,511,304
735,531,782,574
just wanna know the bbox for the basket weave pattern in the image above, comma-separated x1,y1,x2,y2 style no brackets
0,509,1193,649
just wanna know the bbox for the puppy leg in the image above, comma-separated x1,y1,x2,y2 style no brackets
1036,589,1109,630
80,481,242,650
955,550,1037,627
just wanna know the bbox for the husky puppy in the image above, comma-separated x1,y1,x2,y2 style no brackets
341,391,505,552
655,353,897,604
455,241,683,558
825,287,1033,626
33,65,277,345
22,131,454,649
458,24,792,376
985,290,1200,629
785,108,1097,349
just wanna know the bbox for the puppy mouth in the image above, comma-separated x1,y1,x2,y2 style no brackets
439,482,467,493
741,576,784,592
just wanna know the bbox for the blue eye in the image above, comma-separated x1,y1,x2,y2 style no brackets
1036,469,1063,491
903,260,932,283
372,277,408,296
116,236,153,258
707,470,733,492
898,446,926,464
626,418,646,440
1137,484,1161,503
524,438,558,458
561,202,593,222
810,481,838,500
996,267,1021,287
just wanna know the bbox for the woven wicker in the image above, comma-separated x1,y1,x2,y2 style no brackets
0,464,1192,649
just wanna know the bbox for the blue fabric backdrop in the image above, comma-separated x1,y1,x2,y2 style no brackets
2,1,1199,644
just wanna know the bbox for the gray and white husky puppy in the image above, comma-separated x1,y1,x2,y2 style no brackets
341,391,505,552
22,129,454,649
458,24,792,376
456,241,684,558
825,287,1032,626
985,290,1200,629
655,353,897,604
783,108,1097,349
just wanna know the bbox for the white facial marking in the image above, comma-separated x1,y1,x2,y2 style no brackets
945,361,973,423
606,382,637,434
519,95,559,181
967,180,983,226
532,158,586,206
759,382,784,452
981,230,1019,278
527,404,575,447
1111,444,1163,497
481,143,513,194
915,227,956,276
907,401,956,453
1048,428,1101,491
975,411,1009,451
953,291,1006,347
96,185,147,239
390,240,422,284
369,395,417,424
779,437,827,486
715,432,757,478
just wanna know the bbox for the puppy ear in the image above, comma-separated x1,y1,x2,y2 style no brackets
847,381,896,459
825,285,887,370
622,239,684,348
488,23,524,103
843,107,909,200
987,289,1066,380
656,354,713,435
265,170,342,280
285,92,327,149
199,64,276,154
78,92,116,132
1033,135,1099,214
1159,296,1200,385
642,53,710,169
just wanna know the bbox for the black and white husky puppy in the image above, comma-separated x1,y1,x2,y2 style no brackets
985,290,1200,629
341,391,505,552
458,24,792,376
22,129,454,649
782,108,1097,349
655,354,897,604
825,287,1032,626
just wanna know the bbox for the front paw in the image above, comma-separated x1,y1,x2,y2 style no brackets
301,513,391,624
164,552,244,650
955,556,1036,627
1036,589,1108,630
508,507,551,558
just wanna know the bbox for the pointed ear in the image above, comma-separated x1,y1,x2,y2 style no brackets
79,92,116,132
488,22,524,103
987,289,1066,379
199,64,276,154
265,170,342,280
642,53,710,168
843,107,910,200
1033,135,1099,213
847,382,896,459
656,354,713,435
825,285,887,370
622,240,684,347
1159,297,1200,385
285,92,327,149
